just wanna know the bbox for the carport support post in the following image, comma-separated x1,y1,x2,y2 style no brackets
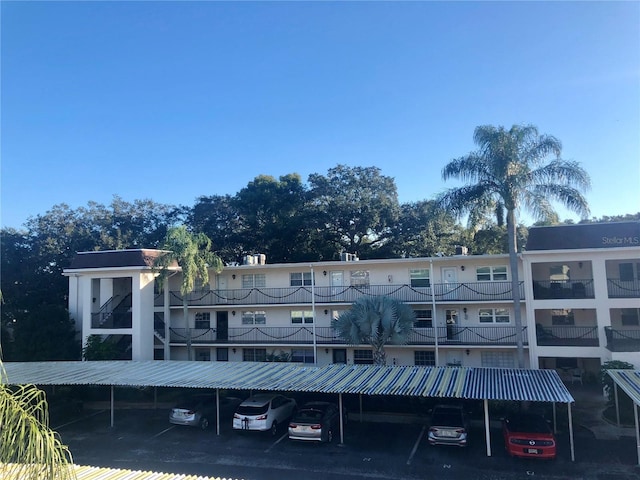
552,402,557,434
339,392,345,445
568,402,575,462
614,383,621,427
359,394,363,422
483,399,491,457
216,388,221,436
110,385,115,428
634,403,640,466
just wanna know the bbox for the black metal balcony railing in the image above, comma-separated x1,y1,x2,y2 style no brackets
162,282,524,308
91,312,132,329
607,278,640,298
605,327,640,352
168,325,529,347
535,324,599,347
532,280,594,300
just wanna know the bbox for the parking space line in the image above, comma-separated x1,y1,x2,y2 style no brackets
264,431,289,453
52,409,106,430
151,425,177,439
406,424,427,465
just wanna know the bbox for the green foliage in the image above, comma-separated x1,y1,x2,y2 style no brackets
0,362,76,479
82,335,121,361
332,296,416,365
601,360,635,403
265,350,292,362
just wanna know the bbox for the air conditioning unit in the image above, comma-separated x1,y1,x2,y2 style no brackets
455,245,468,256
340,253,359,262
243,255,254,265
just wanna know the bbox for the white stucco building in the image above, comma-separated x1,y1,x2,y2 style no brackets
64,222,640,381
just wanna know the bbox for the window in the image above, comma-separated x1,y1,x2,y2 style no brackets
242,274,266,288
195,348,211,362
350,270,370,287
290,272,313,286
549,265,570,281
243,348,267,362
195,312,210,329
353,350,373,364
476,266,508,281
619,263,640,282
479,308,510,323
551,309,574,326
414,351,435,366
242,311,266,325
409,269,430,287
414,309,432,328
621,308,640,326
216,348,229,362
481,351,514,368
291,310,314,324
291,349,315,364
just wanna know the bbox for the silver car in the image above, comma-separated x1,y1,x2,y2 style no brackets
427,404,469,447
288,401,345,443
169,394,241,430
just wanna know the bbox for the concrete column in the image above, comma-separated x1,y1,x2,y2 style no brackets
131,273,155,360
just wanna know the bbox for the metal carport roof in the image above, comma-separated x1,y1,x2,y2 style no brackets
2,361,573,403
607,369,640,465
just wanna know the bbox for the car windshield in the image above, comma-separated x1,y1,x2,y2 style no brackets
432,411,463,427
293,410,324,422
508,415,551,433
237,404,269,416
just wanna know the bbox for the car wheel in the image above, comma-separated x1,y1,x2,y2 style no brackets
327,429,333,443
270,421,278,436
200,418,209,430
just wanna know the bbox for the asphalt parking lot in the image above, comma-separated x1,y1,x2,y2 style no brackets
49,397,640,480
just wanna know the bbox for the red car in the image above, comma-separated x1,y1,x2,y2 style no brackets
502,413,556,459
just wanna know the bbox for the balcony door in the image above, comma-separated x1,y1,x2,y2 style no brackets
331,271,344,298
216,311,228,341
217,275,228,303
442,267,458,300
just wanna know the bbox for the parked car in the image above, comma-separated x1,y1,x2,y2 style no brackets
169,394,242,430
427,404,469,447
502,413,557,459
288,401,346,443
233,393,297,435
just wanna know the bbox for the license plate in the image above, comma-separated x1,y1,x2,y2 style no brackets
526,448,540,454
439,430,457,437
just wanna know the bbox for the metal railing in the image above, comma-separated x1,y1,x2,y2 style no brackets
607,278,640,298
168,325,529,346
164,281,525,307
605,326,640,352
532,280,594,300
535,325,599,347
91,294,132,329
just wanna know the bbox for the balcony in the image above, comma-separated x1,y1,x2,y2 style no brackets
605,327,640,352
163,281,525,307
532,280,594,300
535,324,599,347
168,325,529,347
607,278,640,298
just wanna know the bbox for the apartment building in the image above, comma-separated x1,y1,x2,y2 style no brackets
64,222,640,379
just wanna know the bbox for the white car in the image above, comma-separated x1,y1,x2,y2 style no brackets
233,394,297,435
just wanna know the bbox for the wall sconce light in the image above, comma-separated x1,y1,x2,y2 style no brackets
460,266,465,271
323,270,327,276
324,309,329,315
325,348,329,354
463,307,467,314
232,311,236,316
232,274,236,279
578,262,583,269
388,275,393,283
465,349,470,356
232,348,236,354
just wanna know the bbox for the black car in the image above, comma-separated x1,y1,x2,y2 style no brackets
288,401,346,442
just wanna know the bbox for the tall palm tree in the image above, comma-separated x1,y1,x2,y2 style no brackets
154,226,223,361
0,361,76,480
438,124,590,368
332,296,416,365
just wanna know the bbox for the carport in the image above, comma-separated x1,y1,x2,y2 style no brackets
3,361,575,460
606,369,640,466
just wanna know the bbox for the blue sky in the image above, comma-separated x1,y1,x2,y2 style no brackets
2,1,639,229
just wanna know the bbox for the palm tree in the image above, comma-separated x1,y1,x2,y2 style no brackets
438,124,590,368
154,226,223,361
332,296,416,365
0,361,76,480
